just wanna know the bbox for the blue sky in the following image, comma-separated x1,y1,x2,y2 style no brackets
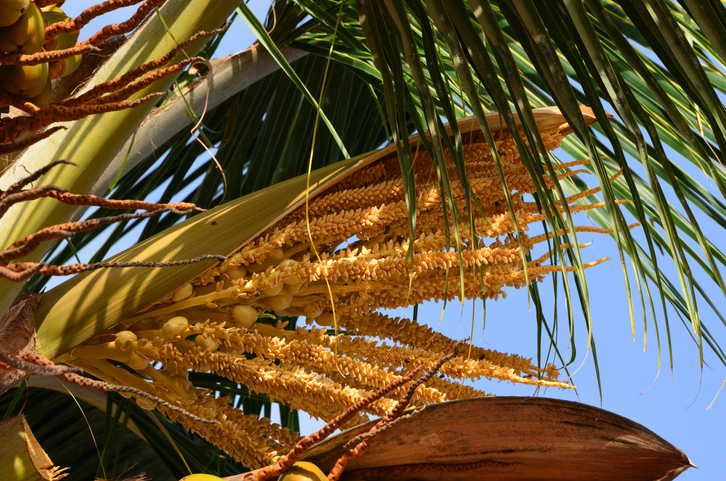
55,2,726,479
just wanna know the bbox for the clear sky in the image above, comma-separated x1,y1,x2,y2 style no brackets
57,2,726,480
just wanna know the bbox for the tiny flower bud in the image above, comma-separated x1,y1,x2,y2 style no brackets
172,283,193,302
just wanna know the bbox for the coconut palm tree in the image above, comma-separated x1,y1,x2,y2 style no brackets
1,0,725,479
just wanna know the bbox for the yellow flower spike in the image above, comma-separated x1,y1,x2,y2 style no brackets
330,330,558,389
198,324,470,405
69,110,615,468
337,313,541,375
153,343,397,420
423,373,490,400
158,390,297,470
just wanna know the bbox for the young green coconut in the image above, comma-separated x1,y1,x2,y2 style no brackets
0,0,50,100
0,0,29,28
24,69,52,107
0,1,43,53
0,61,48,97
41,4,83,78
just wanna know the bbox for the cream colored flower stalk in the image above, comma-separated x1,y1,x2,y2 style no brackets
65,113,623,468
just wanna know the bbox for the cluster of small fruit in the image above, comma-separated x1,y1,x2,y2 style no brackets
0,0,81,107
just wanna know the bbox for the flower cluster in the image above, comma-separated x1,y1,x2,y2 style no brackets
66,121,624,468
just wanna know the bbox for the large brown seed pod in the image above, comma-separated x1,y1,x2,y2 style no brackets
0,0,29,27
0,2,44,54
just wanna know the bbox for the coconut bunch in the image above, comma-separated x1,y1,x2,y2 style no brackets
0,1,69,103
0,1,88,106
0,0,215,154
55,112,628,470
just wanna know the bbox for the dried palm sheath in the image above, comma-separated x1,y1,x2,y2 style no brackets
0,414,68,481
37,107,625,469
271,397,690,481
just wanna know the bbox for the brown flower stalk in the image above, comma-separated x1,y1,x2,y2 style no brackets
0,0,165,65
0,128,67,155
0,45,100,67
1,93,163,144
0,352,216,423
0,161,224,282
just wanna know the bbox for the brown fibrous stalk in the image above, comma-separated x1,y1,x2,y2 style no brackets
0,352,216,424
1,93,163,144
0,161,221,282
0,128,66,155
